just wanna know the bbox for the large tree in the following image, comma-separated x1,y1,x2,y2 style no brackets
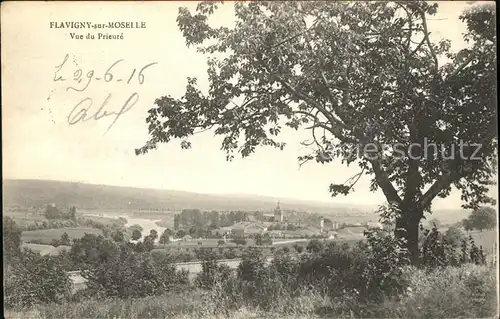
136,1,496,264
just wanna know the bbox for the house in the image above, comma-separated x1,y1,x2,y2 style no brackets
211,226,232,236
232,228,245,238
262,214,275,222
67,271,87,294
230,222,267,237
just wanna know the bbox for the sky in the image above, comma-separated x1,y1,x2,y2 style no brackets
2,1,497,210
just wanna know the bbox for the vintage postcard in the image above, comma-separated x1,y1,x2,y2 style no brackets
2,1,498,318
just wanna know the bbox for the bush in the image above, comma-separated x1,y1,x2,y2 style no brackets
69,234,121,269
4,250,71,308
195,249,233,289
269,250,300,292
380,264,498,318
293,243,304,253
306,239,324,253
232,238,247,246
237,248,267,282
443,225,467,248
3,217,22,263
420,227,486,268
358,229,410,300
82,250,182,299
223,247,237,259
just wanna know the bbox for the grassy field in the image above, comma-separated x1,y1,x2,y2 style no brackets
21,228,103,244
4,210,48,228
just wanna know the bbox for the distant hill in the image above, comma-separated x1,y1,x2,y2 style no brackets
2,179,470,223
3,179,373,215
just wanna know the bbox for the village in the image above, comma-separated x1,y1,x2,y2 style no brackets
166,202,384,246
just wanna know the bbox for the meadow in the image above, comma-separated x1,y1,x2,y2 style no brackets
3,211,48,229
21,228,103,245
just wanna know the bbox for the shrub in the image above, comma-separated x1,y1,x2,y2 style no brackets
443,225,467,248
4,217,22,263
223,247,237,259
385,264,498,318
195,249,233,289
69,234,120,269
237,248,267,283
4,249,71,308
82,250,181,298
269,250,300,292
293,243,304,253
358,229,410,300
297,240,366,296
306,239,324,253
232,238,247,246
420,227,486,268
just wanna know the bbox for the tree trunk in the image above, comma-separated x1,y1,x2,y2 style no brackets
395,205,423,266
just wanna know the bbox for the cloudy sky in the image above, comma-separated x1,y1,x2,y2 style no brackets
2,1,496,209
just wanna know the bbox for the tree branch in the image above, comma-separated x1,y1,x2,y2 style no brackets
419,169,458,210
272,71,349,131
417,7,439,73
343,168,365,191
370,159,403,205
444,54,475,83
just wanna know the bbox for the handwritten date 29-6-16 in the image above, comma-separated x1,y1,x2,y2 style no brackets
68,92,139,134
53,53,158,92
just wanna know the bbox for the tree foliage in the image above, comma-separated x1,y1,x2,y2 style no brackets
131,229,142,241
82,250,181,299
443,225,467,248
3,216,22,263
4,250,71,308
466,206,497,231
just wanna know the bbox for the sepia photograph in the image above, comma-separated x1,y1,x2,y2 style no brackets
2,1,498,318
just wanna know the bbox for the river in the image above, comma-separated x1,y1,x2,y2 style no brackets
81,211,167,243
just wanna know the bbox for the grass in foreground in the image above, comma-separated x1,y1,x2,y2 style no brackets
5,264,498,319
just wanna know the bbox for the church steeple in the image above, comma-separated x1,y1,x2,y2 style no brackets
274,201,283,222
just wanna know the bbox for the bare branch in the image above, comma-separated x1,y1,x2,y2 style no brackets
409,38,426,57
298,156,313,169
343,168,366,191
444,54,475,82
417,7,439,73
